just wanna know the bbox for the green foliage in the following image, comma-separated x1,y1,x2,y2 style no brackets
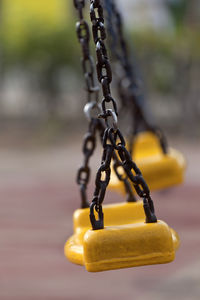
1,22,79,69
0,0,199,96
131,28,199,57
167,0,188,28
129,28,200,94
0,0,80,72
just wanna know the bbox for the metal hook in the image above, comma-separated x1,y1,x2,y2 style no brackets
106,109,118,131
84,101,101,121
90,201,104,230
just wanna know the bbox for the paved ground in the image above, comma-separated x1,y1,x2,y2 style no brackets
0,136,200,300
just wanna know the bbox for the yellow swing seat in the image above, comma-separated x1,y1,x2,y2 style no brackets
65,202,145,266
84,220,175,272
65,202,180,270
109,131,186,194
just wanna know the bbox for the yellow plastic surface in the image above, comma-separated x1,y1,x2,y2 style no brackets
74,202,144,233
65,231,86,266
109,132,186,194
84,220,175,272
65,202,180,270
65,202,144,266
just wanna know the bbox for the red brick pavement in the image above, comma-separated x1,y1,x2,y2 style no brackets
0,142,199,300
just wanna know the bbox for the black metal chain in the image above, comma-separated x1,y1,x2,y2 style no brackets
74,0,100,208
103,0,167,155
73,0,136,207
74,0,100,107
89,0,157,230
77,118,103,208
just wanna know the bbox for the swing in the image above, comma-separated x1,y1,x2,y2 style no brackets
109,131,186,194
84,220,176,272
65,201,180,268
65,0,180,273
65,201,144,266
104,0,186,193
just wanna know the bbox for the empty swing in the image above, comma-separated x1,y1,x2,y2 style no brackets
65,0,180,272
104,0,186,194
109,131,186,194
66,0,142,266
65,200,180,268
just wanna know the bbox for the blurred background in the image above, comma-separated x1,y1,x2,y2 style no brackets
0,0,200,299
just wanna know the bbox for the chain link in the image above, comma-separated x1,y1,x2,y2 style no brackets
74,0,99,112
90,1,118,125
103,0,167,155
89,0,157,229
76,118,102,208
74,0,101,208
74,0,136,208
107,128,157,223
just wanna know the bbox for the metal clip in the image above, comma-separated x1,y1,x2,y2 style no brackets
84,102,101,121
98,109,118,131
107,109,118,131
143,198,157,223
90,201,104,230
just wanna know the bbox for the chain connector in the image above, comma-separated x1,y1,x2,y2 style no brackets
90,201,104,230
98,109,118,131
84,101,101,121
143,197,157,223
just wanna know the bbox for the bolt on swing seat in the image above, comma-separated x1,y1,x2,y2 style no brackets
109,131,186,195
65,201,180,270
